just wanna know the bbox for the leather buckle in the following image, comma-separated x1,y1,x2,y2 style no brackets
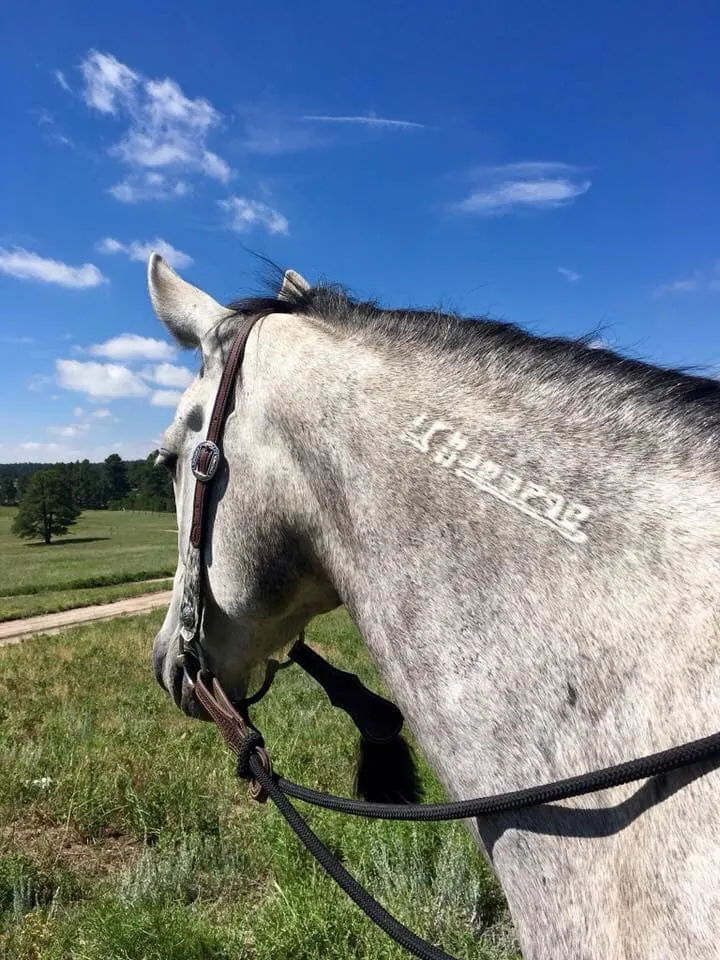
191,441,221,482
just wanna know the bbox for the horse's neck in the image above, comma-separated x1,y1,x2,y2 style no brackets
279,334,720,799
259,317,720,960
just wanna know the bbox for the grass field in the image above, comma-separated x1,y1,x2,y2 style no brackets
0,508,177,622
0,608,518,960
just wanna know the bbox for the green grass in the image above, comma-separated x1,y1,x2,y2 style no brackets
0,579,173,623
0,507,177,620
0,609,519,960
0,506,177,596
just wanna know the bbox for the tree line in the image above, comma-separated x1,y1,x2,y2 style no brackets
2,453,175,543
1,453,173,519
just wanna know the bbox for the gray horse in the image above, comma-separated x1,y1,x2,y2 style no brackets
148,252,720,959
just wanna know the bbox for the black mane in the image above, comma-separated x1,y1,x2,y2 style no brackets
227,279,720,414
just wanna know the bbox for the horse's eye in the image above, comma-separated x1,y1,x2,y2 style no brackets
156,449,178,475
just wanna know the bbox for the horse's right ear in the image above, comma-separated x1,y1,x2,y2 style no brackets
147,253,232,348
278,268,310,302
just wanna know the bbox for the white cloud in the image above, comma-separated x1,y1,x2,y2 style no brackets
143,362,194,388
654,261,720,297
98,238,124,254
47,422,91,438
302,113,424,130
98,236,193,269
558,266,581,282
219,196,289,235
55,70,72,92
109,173,190,203
73,406,85,417
653,274,703,296
0,248,107,288
36,109,73,148
239,110,321,155
1,335,36,345
0,438,161,463
92,408,112,418
453,162,591,217
28,374,53,392
56,360,150,398
151,389,183,407
88,334,176,362
79,50,231,197
81,51,138,113
0,441,80,462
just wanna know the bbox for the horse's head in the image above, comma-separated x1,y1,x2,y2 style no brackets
147,253,340,717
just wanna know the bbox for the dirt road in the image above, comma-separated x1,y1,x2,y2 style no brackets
0,591,172,648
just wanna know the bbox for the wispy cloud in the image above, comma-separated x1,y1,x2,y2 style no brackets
54,70,71,92
47,422,91,438
35,110,73,147
1,335,36,345
453,162,591,217
302,113,424,130
56,359,150,399
558,266,582,282
0,248,107,288
239,111,321,156
653,275,701,296
108,173,190,204
0,440,80,462
150,389,183,407
0,439,156,463
79,50,231,200
88,334,176,362
46,404,120,438
28,374,54,392
142,363,194,388
219,196,289,235
652,261,720,297
98,236,193,270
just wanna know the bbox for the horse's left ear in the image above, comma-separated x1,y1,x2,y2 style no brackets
278,268,310,302
147,253,233,348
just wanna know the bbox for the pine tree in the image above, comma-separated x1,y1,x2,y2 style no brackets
103,454,130,505
12,467,81,544
0,476,17,505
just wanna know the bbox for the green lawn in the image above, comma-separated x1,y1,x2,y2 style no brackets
0,508,177,620
0,579,173,623
0,609,518,960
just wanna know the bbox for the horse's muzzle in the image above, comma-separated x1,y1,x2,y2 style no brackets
152,634,212,721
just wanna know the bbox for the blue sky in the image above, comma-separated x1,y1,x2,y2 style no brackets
1,0,719,462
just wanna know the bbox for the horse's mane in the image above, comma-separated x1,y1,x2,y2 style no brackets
227,274,720,418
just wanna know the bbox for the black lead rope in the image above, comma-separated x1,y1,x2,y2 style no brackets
273,727,720,820
245,752,458,960
219,644,720,960
236,721,720,960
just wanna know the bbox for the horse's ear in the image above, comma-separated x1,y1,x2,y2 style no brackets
278,268,310,302
147,253,232,348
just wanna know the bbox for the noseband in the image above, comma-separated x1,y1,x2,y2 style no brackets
169,310,720,960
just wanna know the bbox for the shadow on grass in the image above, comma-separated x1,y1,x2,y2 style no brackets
26,537,112,547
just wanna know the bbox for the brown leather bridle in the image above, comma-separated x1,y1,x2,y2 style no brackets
174,312,275,797
189,314,260,550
